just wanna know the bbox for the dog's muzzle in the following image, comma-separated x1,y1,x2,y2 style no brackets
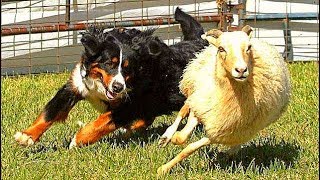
106,81,125,100
112,81,124,93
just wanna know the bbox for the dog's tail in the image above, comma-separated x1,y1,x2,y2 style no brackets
175,7,205,41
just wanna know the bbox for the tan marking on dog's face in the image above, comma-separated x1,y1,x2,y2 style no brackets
112,57,119,63
89,65,113,87
123,59,129,68
123,59,133,81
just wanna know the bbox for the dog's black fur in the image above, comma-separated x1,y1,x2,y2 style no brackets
14,7,208,147
108,7,209,127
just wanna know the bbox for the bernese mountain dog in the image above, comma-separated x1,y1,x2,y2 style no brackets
14,7,208,148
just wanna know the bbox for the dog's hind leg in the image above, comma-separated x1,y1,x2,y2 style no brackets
121,117,155,138
69,111,118,148
158,103,189,147
14,83,82,146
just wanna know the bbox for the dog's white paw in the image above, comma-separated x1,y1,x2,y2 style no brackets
77,121,85,128
14,132,34,146
69,135,78,149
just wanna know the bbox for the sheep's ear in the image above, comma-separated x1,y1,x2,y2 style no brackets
201,29,222,46
202,35,217,45
206,29,223,38
242,25,253,38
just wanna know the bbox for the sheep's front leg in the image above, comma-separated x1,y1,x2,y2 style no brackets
157,137,211,175
171,111,199,145
158,104,189,147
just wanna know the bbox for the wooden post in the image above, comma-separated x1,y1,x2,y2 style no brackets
218,1,228,31
238,0,246,28
72,0,78,45
282,18,294,61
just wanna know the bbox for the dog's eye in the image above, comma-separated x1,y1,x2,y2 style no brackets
99,74,103,81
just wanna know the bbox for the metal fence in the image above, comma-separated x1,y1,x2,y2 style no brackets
1,0,319,76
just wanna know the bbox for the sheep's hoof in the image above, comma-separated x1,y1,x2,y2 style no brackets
158,136,171,148
157,165,170,177
77,121,86,128
171,131,186,145
14,132,34,146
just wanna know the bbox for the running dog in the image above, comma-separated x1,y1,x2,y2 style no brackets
14,7,208,148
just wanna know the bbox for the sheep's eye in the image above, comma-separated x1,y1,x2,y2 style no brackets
246,45,252,52
218,46,225,52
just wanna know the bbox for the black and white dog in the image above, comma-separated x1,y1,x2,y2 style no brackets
14,7,208,148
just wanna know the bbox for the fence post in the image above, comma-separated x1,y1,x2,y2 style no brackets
282,18,294,61
238,0,246,28
218,1,227,31
65,0,71,25
72,0,78,45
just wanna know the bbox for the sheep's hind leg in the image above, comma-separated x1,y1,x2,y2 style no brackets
158,104,189,147
171,111,199,145
157,137,211,176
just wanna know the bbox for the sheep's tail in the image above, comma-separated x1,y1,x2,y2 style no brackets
175,7,205,41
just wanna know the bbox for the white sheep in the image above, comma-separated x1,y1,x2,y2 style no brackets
157,25,291,175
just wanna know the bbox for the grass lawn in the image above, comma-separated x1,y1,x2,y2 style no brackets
1,62,319,179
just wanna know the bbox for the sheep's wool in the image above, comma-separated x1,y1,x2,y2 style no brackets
180,39,291,146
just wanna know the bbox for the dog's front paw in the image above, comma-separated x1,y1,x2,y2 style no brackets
14,132,34,146
69,136,77,149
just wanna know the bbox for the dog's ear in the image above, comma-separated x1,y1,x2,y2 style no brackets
81,33,100,57
145,37,166,56
147,40,162,56
87,25,103,36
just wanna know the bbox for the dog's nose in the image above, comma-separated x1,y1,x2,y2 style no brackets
112,82,124,93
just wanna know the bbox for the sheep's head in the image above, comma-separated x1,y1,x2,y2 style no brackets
202,25,253,82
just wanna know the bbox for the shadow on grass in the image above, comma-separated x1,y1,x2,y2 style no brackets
24,137,73,155
98,123,175,148
199,136,301,174
24,122,175,154
24,124,301,175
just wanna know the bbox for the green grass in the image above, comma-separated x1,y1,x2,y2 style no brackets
1,62,319,179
